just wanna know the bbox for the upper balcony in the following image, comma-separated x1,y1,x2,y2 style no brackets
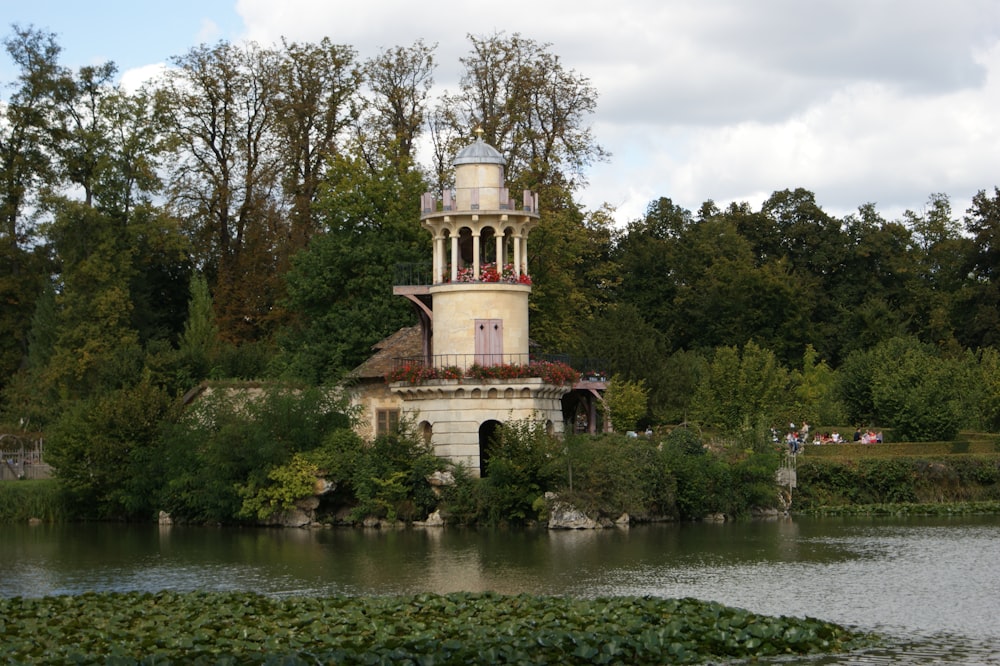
393,262,531,290
420,188,539,218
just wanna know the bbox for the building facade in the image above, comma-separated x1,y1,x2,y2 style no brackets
353,135,578,476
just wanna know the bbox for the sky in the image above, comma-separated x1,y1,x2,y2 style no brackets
3,0,1000,226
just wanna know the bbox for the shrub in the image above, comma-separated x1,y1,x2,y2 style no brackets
0,479,65,523
560,434,677,519
158,386,352,523
480,418,562,525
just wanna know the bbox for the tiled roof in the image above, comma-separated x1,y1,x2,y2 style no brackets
348,326,424,380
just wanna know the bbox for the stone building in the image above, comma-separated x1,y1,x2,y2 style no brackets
349,134,605,476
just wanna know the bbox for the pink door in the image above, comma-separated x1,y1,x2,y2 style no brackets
475,319,503,366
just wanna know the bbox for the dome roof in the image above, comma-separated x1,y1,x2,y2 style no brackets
453,138,505,166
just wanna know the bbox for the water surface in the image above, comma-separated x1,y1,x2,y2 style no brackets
2,516,998,664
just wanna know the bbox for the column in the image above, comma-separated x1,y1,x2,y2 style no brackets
433,232,444,283
450,234,459,282
472,230,481,277
513,231,522,277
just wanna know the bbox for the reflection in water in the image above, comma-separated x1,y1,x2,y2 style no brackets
2,517,1000,664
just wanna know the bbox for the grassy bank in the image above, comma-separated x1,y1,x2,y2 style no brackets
0,590,873,664
792,442,1000,513
0,479,64,523
802,432,1000,459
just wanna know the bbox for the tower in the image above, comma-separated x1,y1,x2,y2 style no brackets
391,134,571,476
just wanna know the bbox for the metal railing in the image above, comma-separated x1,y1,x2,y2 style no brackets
0,436,51,481
394,262,434,287
390,354,608,377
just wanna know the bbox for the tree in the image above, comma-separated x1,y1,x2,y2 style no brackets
176,272,219,383
0,26,61,390
977,346,1000,432
48,60,118,207
835,205,917,360
158,386,352,523
869,336,963,441
602,375,649,432
45,378,173,519
359,40,435,175
435,32,607,194
901,193,971,348
790,345,845,426
691,341,791,433
163,41,285,344
961,187,1000,348
278,153,429,382
41,201,139,400
612,197,693,335
274,37,361,252
528,203,616,353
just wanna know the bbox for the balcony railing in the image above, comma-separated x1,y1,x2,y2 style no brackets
394,262,532,287
394,262,433,287
387,354,608,385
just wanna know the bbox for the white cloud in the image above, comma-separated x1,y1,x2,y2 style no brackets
21,0,993,227
196,18,223,45
120,63,169,93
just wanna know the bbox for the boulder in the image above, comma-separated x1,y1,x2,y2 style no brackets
275,508,312,528
414,510,445,527
547,500,599,530
314,478,336,495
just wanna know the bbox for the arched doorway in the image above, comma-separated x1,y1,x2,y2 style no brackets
478,419,502,477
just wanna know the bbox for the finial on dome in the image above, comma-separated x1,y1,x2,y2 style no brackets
474,125,484,141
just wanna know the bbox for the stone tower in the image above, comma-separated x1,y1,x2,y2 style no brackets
391,134,571,476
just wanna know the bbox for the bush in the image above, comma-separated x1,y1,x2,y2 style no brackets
45,380,174,520
158,386,352,523
0,479,65,523
790,456,1000,511
480,418,562,525
560,434,676,519
299,425,444,524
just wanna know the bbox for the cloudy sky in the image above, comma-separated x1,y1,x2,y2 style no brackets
3,0,1000,225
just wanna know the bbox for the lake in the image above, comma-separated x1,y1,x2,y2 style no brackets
2,516,998,664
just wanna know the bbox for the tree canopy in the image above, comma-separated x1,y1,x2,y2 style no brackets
1,25,1000,452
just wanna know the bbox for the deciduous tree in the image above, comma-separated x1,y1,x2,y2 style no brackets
0,26,61,390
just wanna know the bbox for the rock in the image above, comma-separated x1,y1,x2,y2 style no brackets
296,496,320,512
27,517,42,526
704,512,726,522
414,510,445,527
615,513,630,526
158,511,173,526
314,478,336,495
275,508,312,528
426,470,455,487
362,516,381,528
547,500,599,529
752,507,782,519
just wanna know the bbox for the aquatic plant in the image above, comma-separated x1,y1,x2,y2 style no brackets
0,591,873,664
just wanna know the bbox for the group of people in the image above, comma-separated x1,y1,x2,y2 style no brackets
852,429,884,444
773,422,884,454
773,422,811,454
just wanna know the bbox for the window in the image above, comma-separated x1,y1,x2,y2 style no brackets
376,409,400,437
